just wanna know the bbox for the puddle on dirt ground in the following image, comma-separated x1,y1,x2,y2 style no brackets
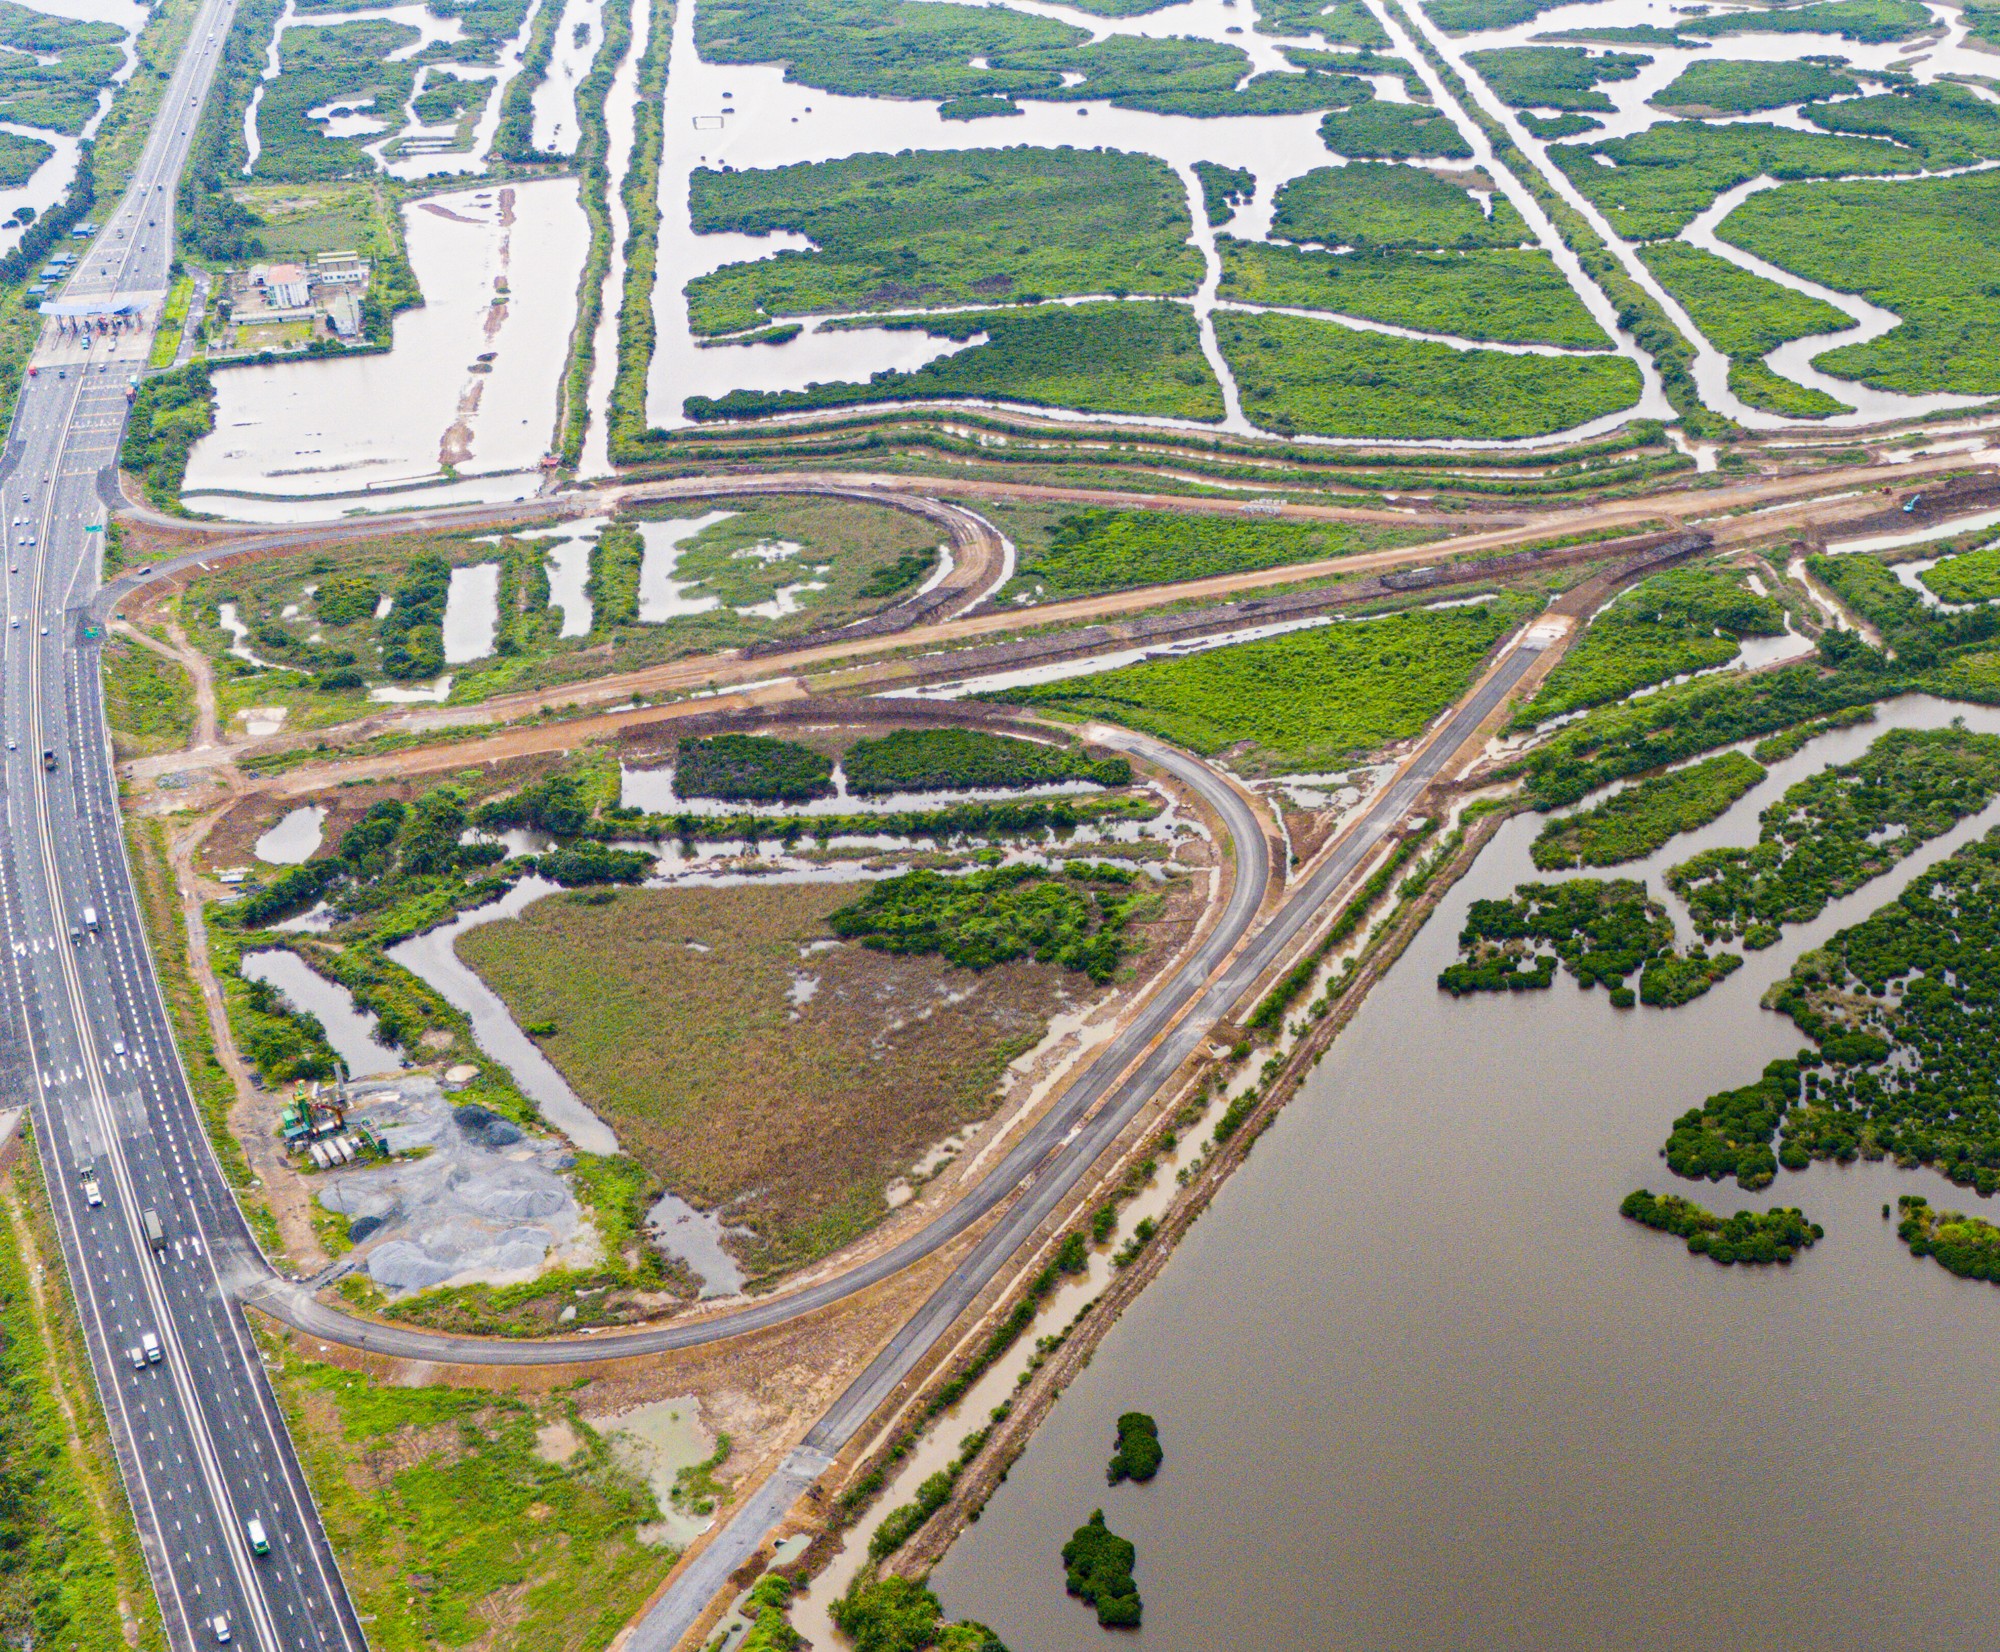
254,805,325,864
586,1396,721,1548
239,948,403,1077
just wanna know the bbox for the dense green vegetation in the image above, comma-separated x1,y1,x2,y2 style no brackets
1106,1411,1162,1484
1193,159,1255,225
1518,111,1602,139
490,0,566,161
685,301,1224,423
1722,169,2000,396
313,573,380,627
1753,704,1877,764
994,595,1531,772
1531,752,1766,870
1536,23,1697,44
1666,726,2000,947
1524,659,1891,809
1009,506,1428,600
676,733,834,803
1519,563,1788,725
694,0,1365,112
0,0,124,135
1552,120,1915,238
251,19,420,181
1438,878,1739,1008
1730,358,1849,418
829,862,1151,982
1651,58,1854,113
1219,241,1606,348
584,520,642,628
1064,1510,1142,1628
1619,1188,1822,1264
0,127,48,187
378,552,451,680
1919,542,2000,605
1319,98,1472,160
1669,825,2000,1195
833,1578,1005,1652
1269,162,1530,249
1897,1196,2000,1282
685,148,1201,335
568,0,643,461
1666,1056,1800,1190
1215,311,1640,440
1464,46,1649,112
178,0,282,259
1682,0,1932,41
1422,0,1574,32
1260,0,1391,42
842,728,1130,794
119,363,215,511
1640,244,1851,362
1803,83,2000,163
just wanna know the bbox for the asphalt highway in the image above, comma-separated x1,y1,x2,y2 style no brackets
0,4,365,1649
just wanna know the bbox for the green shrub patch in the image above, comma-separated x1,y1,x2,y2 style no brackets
1620,1188,1822,1264
1063,1510,1142,1628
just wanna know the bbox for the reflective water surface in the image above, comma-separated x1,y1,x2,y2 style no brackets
937,695,2000,1652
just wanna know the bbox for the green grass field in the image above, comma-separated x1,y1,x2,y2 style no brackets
1551,120,1915,238
1720,169,2000,395
264,1341,678,1652
992,594,1534,771
102,637,196,759
1005,506,1432,600
1215,310,1641,439
686,301,1224,423
684,147,1202,335
1218,241,1608,348
1268,162,1530,249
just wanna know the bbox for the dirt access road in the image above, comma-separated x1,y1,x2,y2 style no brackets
115,446,1994,785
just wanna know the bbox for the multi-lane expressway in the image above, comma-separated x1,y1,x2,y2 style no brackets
0,2,364,1648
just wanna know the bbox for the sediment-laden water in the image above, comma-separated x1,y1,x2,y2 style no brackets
936,694,2000,1652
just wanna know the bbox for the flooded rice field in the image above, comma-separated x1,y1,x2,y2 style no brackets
936,693,2000,1652
181,178,583,511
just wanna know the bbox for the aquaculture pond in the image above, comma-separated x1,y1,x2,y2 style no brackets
936,694,2000,1651
182,178,584,511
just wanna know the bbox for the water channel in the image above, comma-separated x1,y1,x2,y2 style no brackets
936,693,2000,1651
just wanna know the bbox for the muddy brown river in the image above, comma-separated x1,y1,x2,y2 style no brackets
935,696,2000,1652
